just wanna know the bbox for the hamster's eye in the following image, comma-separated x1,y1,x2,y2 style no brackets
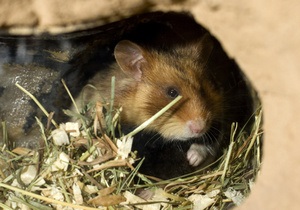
166,87,179,98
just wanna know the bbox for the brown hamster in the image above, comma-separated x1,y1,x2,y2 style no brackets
76,34,224,171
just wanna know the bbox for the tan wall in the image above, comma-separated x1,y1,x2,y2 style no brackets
1,0,300,209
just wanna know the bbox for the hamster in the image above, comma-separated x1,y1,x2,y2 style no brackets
76,33,225,178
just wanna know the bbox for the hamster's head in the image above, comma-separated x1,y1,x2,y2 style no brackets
114,35,224,141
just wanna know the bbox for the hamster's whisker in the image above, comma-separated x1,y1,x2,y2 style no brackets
208,125,222,135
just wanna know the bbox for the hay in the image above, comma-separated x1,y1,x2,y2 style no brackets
0,81,262,210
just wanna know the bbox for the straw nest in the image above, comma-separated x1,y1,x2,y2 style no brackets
0,80,262,210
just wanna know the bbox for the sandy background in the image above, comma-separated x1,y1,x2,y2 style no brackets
1,0,300,209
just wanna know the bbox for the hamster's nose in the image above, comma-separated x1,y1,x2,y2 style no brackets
187,120,205,134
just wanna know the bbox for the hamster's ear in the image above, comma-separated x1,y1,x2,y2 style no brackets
114,40,146,81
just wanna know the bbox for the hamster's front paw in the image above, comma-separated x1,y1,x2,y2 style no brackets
187,143,208,167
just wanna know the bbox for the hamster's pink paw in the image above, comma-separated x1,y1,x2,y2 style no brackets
187,143,208,167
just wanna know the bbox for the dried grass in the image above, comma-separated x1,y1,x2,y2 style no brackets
0,80,263,210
